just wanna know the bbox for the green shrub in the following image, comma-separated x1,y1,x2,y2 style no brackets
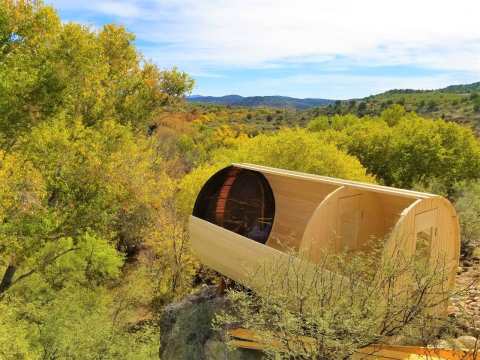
453,181,480,259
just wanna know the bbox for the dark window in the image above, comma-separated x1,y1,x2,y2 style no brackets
193,166,275,244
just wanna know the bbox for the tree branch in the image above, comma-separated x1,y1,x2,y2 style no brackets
13,247,80,286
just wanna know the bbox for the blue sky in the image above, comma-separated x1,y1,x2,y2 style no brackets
47,1,480,99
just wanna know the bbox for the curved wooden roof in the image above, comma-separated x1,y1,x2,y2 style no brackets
234,163,434,199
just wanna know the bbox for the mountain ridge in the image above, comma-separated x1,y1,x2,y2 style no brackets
188,82,480,109
187,94,335,109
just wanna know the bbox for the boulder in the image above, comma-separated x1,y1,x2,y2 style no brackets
456,335,479,349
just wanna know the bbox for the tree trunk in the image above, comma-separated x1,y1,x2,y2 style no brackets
0,264,16,295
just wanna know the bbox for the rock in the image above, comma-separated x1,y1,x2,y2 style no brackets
160,285,264,360
434,339,467,350
433,340,452,349
204,340,228,360
456,335,479,349
383,335,407,346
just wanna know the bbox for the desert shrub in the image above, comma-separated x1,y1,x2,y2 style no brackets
215,247,455,359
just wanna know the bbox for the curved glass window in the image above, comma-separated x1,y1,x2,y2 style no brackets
193,166,275,244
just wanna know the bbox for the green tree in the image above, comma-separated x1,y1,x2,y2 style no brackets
307,114,362,131
473,100,480,113
0,1,197,357
357,101,367,116
380,104,406,126
427,100,438,111
0,0,194,144
0,302,36,358
0,117,177,357
159,66,195,99
0,0,62,146
0,118,172,296
309,113,480,190
386,116,480,188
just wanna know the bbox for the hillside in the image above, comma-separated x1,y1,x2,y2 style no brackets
317,82,480,130
442,82,480,93
187,94,335,109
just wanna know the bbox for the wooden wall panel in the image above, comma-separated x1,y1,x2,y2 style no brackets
300,187,345,260
355,192,386,248
264,173,339,251
301,188,399,262
378,194,416,234
190,215,289,285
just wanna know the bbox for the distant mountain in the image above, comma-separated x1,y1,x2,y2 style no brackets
187,95,335,109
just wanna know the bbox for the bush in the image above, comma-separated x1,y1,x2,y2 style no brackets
215,247,454,359
380,104,406,126
453,181,480,259
474,103,480,113
307,114,362,131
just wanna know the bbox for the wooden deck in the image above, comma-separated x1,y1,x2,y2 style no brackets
227,328,480,360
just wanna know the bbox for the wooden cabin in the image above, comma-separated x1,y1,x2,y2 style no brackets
189,163,460,297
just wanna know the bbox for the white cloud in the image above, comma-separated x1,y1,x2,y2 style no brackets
49,0,480,75
124,0,480,73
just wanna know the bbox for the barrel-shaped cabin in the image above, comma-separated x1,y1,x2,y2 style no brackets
189,163,460,294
